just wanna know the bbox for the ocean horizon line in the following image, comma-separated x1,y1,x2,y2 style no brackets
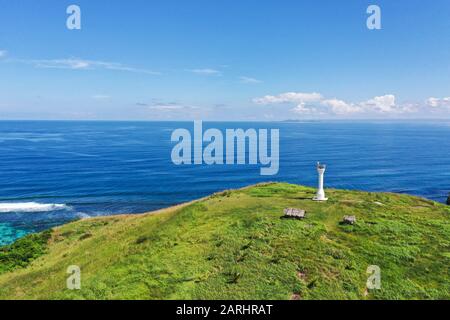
0,119,449,123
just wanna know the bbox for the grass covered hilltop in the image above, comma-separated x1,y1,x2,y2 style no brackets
0,183,449,300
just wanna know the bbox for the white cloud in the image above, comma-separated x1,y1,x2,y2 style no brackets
253,92,419,116
322,98,362,114
360,94,417,114
0,50,7,58
253,92,323,105
16,58,160,75
145,102,200,111
291,103,318,115
149,105,185,111
36,59,90,70
361,94,397,113
239,76,262,84
427,97,450,108
187,68,221,76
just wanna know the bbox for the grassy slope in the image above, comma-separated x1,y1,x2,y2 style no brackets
0,183,448,300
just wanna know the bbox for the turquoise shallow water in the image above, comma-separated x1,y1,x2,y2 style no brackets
0,120,449,245
0,223,27,245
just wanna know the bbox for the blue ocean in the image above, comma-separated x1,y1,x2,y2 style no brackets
0,121,449,245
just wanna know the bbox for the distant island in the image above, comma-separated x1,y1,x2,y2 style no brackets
0,183,449,300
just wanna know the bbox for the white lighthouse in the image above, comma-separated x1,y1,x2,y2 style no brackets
313,162,328,201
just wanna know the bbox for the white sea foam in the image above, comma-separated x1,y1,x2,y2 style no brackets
0,202,69,213
75,212,91,219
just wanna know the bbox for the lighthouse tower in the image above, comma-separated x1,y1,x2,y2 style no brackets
313,162,328,201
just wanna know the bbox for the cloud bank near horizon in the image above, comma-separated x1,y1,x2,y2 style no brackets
253,92,449,117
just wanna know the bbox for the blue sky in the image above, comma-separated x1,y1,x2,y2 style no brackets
0,0,449,120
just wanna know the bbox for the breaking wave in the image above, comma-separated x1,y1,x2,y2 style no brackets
0,202,70,213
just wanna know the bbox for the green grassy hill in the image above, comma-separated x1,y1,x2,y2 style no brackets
0,183,449,300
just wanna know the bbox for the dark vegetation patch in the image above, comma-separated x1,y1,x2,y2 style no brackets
0,230,52,274
79,232,93,241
